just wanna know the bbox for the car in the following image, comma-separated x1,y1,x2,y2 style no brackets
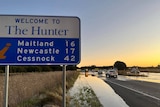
91,71,97,76
106,69,118,78
98,70,104,74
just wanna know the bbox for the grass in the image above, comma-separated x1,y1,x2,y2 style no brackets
0,71,79,107
69,86,103,107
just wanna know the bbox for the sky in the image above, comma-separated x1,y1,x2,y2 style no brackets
0,0,160,67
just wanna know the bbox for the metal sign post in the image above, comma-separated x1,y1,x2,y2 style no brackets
4,65,9,107
62,65,66,107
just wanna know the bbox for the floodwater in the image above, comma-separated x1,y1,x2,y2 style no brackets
118,73,160,83
69,73,129,107
89,71,160,83
69,72,160,107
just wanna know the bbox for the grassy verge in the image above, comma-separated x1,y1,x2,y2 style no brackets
16,71,79,107
0,71,79,107
69,86,103,107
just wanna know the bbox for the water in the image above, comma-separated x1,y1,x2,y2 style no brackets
118,73,160,83
69,74,129,107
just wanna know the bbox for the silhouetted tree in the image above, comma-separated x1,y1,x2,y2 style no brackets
67,65,77,70
114,61,127,70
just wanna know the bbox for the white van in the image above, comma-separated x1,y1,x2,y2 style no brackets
106,69,118,78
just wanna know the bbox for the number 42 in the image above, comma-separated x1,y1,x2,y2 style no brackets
64,55,75,61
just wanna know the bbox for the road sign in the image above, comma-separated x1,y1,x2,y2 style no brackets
0,15,80,65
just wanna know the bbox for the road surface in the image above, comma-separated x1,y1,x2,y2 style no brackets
105,78,160,107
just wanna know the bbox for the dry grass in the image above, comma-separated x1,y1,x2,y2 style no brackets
0,71,79,107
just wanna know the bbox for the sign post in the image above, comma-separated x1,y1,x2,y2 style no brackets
0,15,80,107
4,65,9,107
62,65,66,107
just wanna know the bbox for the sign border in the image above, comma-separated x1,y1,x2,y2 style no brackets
0,15,81,65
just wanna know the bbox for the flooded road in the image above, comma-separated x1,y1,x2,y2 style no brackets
98,72,160,83
69,73,129,107
118,73,160,83
72,72,160,107
99,72,160,107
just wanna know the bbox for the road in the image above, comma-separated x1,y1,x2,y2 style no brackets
104,78,160,107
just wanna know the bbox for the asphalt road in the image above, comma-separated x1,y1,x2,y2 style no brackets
104,78,160,107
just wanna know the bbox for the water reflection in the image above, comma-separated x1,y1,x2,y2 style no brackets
118,73,160,83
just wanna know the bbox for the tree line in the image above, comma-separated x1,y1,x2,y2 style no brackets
81,61,160,71
0,65,77,73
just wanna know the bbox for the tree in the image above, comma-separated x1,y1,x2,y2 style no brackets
67,65,77,70
114,61,127,70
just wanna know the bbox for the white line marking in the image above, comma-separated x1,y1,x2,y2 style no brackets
106,80,160,101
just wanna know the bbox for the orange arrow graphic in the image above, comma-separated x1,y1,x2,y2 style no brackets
0,43,11,59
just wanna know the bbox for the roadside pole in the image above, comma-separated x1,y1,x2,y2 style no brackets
62,65,66,107
4,65,9,107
